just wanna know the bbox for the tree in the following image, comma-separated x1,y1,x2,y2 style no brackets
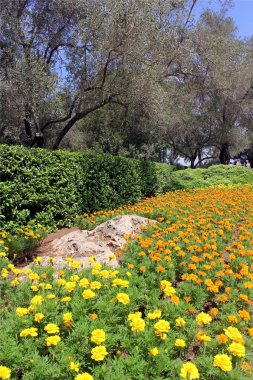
0,0,197,149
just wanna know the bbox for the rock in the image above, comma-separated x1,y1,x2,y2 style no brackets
25,215,155,271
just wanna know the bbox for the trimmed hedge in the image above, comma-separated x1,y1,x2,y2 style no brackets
170,165,253,190
0,145,175,229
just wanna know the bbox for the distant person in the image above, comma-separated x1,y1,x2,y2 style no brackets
236,159,241,166
245,160,251,168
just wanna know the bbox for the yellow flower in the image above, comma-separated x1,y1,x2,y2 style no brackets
90,281,102,290
46,294,55,299
61,296,71,303
91,345,108,361
30,295,44,306
213,354,232,371
90,329,106,345
195,312,212,325
112,278,129,288
34,313,44,323
154,320,170,340
147,310,161,320
57,279,66,286
82,289,96,299
65,281,76,292
175,317,186,328
116,293,130,305
196,331,211,342
75,373,94,380
175,339,186,347
149,347,159,356
130,317,145,332
0,365,11,379
20,327,38,337
224,326,243,342
63,312,73,327
46,335,61,346
16,307,29,317
180,362,199,379
70,361,79,372
79,278,89,288
128,312,142,321
44,323,60,334
227,342,245,357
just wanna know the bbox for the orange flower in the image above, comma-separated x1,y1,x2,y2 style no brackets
209,308,218,317
89,314,98,320
247,328,253,337
238,310,250,321
171,295,180,305
157,266,165,272
216,334,228,344
189,307,195,315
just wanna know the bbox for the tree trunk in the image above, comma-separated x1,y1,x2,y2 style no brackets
52,98,111,150
219,143,230,164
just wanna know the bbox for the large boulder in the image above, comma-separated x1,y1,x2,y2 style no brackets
28,215,155,270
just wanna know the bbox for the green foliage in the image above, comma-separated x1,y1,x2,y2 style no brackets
170,165,253,190
0,145,175,230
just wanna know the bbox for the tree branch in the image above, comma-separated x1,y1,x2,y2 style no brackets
52,95,113,149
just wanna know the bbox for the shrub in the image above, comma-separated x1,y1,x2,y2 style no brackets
0,145,175,229
170,165,253,190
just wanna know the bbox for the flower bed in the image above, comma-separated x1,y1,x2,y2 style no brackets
0,185,252,379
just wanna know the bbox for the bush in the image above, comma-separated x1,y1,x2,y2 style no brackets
0,145,175,230
170,164,253,190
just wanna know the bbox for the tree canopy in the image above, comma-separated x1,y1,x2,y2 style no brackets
0,0,252,165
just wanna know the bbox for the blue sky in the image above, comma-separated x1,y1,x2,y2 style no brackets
193,0,253,38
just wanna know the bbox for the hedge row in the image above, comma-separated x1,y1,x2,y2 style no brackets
170,165,253,189
0,145,176,229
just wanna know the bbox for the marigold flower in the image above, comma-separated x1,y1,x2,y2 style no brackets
0,365,11,379
116,293,130,305
209,308,218,317
90,281,102,290
46,335,61,346
16,307,29,317
130,317,145,332
224,326,242,342
238,310,250,321
149,347,159,356
196,312,212,325
89,314,98,320
20,327,38,337
227,315,238,323
176,317,186,328
175,339,186,347
227,342,245,357
65,281,76,292
154,320,170,340
30,295,44,306
75,373,94,380
34,313,44,323
180,362,199,379
216,334,228,344
44,323,60,334
248,327,253,337
82,289,96,299
147,310,161,320
196,331,211,342
70,361,79,372
91,345,108,361
90,329,106,345
63,312,73,327
213,354,232,371
61,296,71,303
